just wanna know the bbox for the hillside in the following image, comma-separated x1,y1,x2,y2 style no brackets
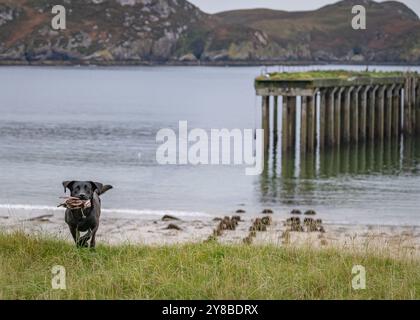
0,0,419,65
216,0,420,63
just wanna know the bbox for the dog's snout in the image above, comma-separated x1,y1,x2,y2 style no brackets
78,194,88,200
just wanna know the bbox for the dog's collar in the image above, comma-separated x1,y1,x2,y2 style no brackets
80,201,94,218
81,207,87,219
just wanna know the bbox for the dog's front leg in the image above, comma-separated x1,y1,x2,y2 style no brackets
72,228,87,248
90,227,98,249
69,226,78,245
76,229,86,247
78,230,92,248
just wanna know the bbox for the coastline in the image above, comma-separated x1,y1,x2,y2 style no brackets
1,209,419,258
0,60,419,67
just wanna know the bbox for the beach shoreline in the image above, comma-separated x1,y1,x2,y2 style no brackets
1,208,419,258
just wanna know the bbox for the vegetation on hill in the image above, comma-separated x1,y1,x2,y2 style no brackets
0,0,420,64
256,70,407,81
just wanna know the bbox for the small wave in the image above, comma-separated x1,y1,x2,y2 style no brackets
0,204,62,212
0,203,211,218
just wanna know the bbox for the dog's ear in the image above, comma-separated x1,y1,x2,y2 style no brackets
100,185,113,195
89,181,104,194
62,181,75,193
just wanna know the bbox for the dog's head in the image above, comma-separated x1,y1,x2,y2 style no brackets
62,181,113,200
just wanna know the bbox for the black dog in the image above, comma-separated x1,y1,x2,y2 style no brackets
62,181,113,248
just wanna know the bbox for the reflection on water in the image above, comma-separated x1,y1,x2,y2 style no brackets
260,136,420,208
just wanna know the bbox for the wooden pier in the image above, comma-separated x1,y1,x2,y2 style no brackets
255,71,420,157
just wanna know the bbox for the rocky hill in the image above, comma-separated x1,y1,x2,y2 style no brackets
0,0,419,65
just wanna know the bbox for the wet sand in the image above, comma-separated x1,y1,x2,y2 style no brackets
1,209,419,259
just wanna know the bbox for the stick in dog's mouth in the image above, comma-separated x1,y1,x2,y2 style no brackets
58,197,92,210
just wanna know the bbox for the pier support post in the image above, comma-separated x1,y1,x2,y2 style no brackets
262,96,270,155
273,96,279,146
288,96,297,153
335,88,344,148
404,77,412,135
326,88,337,147
282,96,296,153
300,96,308,154
351,87,361,144
319,90,327,151
306,93,317,152
392,85,401,138
412,77,417,131
398,85,404,134
359,86,369,142
376,86,386,141
416,81,420,134
367,86,378,142
342,87,353,144
385,84,395,139
282,96,289,153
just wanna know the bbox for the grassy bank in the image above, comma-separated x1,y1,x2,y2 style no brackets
0,232,418,299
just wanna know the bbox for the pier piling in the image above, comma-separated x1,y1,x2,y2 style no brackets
262,96,270,155
319,90,327,151
416,83,420,134
411,77,417,131
307,94,317,152
367,86,378,142
404,77,412,135
300,96,308,154
359,86,369,142
385,84,395,139
342,87,353,144
273,96,279,146
351,87,361,144
392,85,402,138
326,88,337,147
282,96,290,153
376,86,386,141
334,88,344,148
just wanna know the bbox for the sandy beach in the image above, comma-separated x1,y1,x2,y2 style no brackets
1,208,419,259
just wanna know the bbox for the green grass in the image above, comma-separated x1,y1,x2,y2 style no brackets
256,70,409,81
0,232,419,299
